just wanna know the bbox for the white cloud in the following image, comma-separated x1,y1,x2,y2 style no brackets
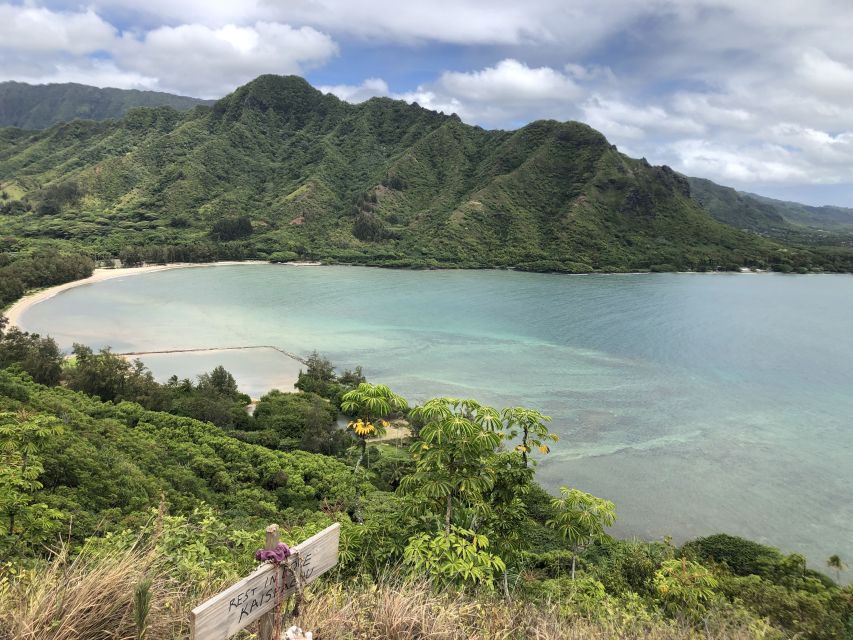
320,78,389,103
667,139,810,184
794,49,853,102
5,60,158,91
330,59,591,128
0,4,116,54
115,22,338,97
0,4,338,98
437,59,582,104
581,96,705,140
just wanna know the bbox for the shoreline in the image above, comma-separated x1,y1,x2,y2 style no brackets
4,259,822,331
3,261,268,329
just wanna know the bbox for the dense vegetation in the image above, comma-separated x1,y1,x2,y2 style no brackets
688,177,853,234
686,177,853,273
0,323,850,638
3,74,851,275
0,247,93,308
747,192,853,232
1,75,852,639
0,81,211,129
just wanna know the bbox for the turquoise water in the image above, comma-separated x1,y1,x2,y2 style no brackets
18,265,853,572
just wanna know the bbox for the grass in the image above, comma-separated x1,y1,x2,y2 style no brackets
0,542,768,640
0,179,26,200
0,539,190,640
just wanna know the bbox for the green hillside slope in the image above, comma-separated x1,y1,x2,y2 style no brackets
0,367,359,538
1,366,850,640
0,75,846,272
688,176,853,234
686,177,790,233
746,192,853,231
0,81,211,129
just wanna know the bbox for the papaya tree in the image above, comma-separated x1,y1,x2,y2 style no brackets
0,410,64,548
341,383,407,524
341,382,407,469
502,406,558,467
403,525,506,590
398,397,502,534
478,450,534,597
654,558,719,619
546,487,616,579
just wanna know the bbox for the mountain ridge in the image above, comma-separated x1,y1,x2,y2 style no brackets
0,80,212,129
1,74,850,273
687,176,853,235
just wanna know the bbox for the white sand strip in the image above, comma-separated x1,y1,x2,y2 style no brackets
3,261,268,329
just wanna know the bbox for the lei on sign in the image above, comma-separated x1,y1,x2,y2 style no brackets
190,523,340,640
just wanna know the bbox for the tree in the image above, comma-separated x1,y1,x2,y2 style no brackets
295,351,341,400
479,450,534,597
827,555,847,583
209,215,252,241
654,558,719,619
547,487,616,579
341,382,407,468
0,321,63,386
398,398,502,534
403,525,506,590
298,401,350,456
65,345,164,405
0,410,64,547
502,406,558,467
197,365,241,399
341,383,407,523
251,389,339,450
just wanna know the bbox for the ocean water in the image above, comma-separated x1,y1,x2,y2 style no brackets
18,265,853,572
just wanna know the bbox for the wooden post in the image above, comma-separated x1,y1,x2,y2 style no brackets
190,523,340,640
258,524,279,640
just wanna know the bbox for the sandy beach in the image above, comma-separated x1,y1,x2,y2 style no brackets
3,261,268,329
3,260,311,398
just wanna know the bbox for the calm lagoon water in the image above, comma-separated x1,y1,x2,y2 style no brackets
19,265,853,571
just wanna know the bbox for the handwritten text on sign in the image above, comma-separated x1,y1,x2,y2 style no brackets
190,523,340,640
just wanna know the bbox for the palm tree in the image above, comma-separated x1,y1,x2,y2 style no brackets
827,554,847,583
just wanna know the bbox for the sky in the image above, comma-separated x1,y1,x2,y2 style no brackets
2,1,853,206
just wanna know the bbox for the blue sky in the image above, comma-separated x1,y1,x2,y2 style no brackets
2,0,853,206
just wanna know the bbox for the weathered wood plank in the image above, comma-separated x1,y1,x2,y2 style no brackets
190,523,340,640
258,524,280,640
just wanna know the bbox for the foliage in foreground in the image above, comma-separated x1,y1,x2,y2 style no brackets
0,367,851,639
0,522,787,640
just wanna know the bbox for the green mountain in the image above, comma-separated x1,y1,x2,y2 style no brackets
0,75,847,272
687,176,853,234
686,177,790,234
0,81,211,129
745,191,853,231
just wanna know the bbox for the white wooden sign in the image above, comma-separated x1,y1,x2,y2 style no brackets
190,523,340,640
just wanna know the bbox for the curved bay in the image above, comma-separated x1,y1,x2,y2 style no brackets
18,265,853,570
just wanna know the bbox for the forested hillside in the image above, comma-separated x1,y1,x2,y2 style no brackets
1,344,851,639
0,81,211,129
3,74,849,274
688,177,853,234
746,192,853,232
